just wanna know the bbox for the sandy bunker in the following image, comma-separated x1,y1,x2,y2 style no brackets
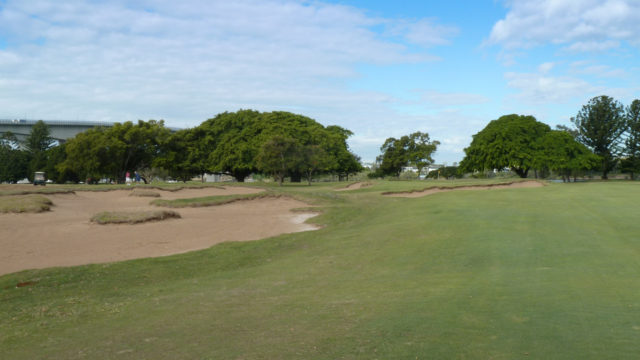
0,186,318,276
335,182,372,191
384,180,544,198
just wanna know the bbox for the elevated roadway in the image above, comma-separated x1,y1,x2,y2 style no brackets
0,119,115,144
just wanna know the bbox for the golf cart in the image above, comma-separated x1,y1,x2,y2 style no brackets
33,172,46,186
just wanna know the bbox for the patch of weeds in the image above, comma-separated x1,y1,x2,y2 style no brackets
90,210,181,224
128,189,161,198
0,195,53,213
151,192,278,208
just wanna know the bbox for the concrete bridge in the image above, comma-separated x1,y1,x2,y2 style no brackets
0,119,116,144
0,119,180,145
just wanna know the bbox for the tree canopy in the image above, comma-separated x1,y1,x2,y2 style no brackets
374,131,439,177
24,120,55,178
62,120,170,182
201,110,360,182
536,130,599,182
0,132,28,183
460,114,550,178
571,95,627,179
622,99,640,179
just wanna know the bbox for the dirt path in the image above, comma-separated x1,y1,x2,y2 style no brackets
0,187,318,276
384,180,544,198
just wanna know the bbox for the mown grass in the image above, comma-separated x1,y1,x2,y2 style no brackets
90,210,181,224
0,194,53,213
2,180,640,359
150,191,274,208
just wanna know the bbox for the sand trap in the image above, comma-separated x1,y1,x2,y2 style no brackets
335,182,372,191
383,180,544,198
0,186,318,276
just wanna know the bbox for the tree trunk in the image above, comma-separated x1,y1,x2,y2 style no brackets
513,168,529,178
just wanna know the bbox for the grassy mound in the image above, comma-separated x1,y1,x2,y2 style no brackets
90,210,181,224
0,194,53,213
151,191,275,208
128,189,161,198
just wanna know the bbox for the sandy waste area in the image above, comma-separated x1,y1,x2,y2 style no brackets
384,180,544,198
0,186,318,276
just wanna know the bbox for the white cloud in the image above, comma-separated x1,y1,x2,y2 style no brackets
569,61,627,78
538,62,555,74
0,0,467,162
505,71,599,104
391,18,459,48
488,0,640,51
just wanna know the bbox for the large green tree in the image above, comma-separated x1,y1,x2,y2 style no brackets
154,128,211,182
255,135,301,186
202,110,261,182
24,120,55,178
536,130,599,182
202,110,359,182
63,120,170,182
621,99,640,180
571,95,627,179
0,132,29,183
375,131,439,177
460,114,550,178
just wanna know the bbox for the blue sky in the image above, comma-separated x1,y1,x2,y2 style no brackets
0,0,639,164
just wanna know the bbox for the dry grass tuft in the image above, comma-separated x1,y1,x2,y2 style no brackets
91,210,181,224
0,195,53,213
129,189,161,198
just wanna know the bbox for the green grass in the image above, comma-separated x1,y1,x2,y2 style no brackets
90,210,181,224
3,180,640,359
0,194,53,213
150,191,274,208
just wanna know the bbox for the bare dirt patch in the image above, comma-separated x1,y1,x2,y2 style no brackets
0,186,318,276
383,180,545,198
335,182,372,191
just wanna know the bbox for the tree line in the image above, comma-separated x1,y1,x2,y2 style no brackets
0,110,362,185
368,95,640,181
460,96,640,180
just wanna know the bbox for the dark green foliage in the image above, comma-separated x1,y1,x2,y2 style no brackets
202,110,359,182
536,130,599,182
62,120,170,182
571,95,627,179
23,120,55,178
202,110,262,182
0,133,29,182
375,131,439,177
460,114,550,178
622,99,640,179
154,128,209,182
44,143,79,184
256,136,301,186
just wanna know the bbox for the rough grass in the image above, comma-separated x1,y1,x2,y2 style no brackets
151,191,275,208
0,182,225,196
128,189,161,198
90,210,181,224
0,194,53,213
4,181,640,359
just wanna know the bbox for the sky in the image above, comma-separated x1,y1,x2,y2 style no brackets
0,0,639,164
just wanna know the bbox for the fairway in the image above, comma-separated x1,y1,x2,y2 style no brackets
2,181,640,359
